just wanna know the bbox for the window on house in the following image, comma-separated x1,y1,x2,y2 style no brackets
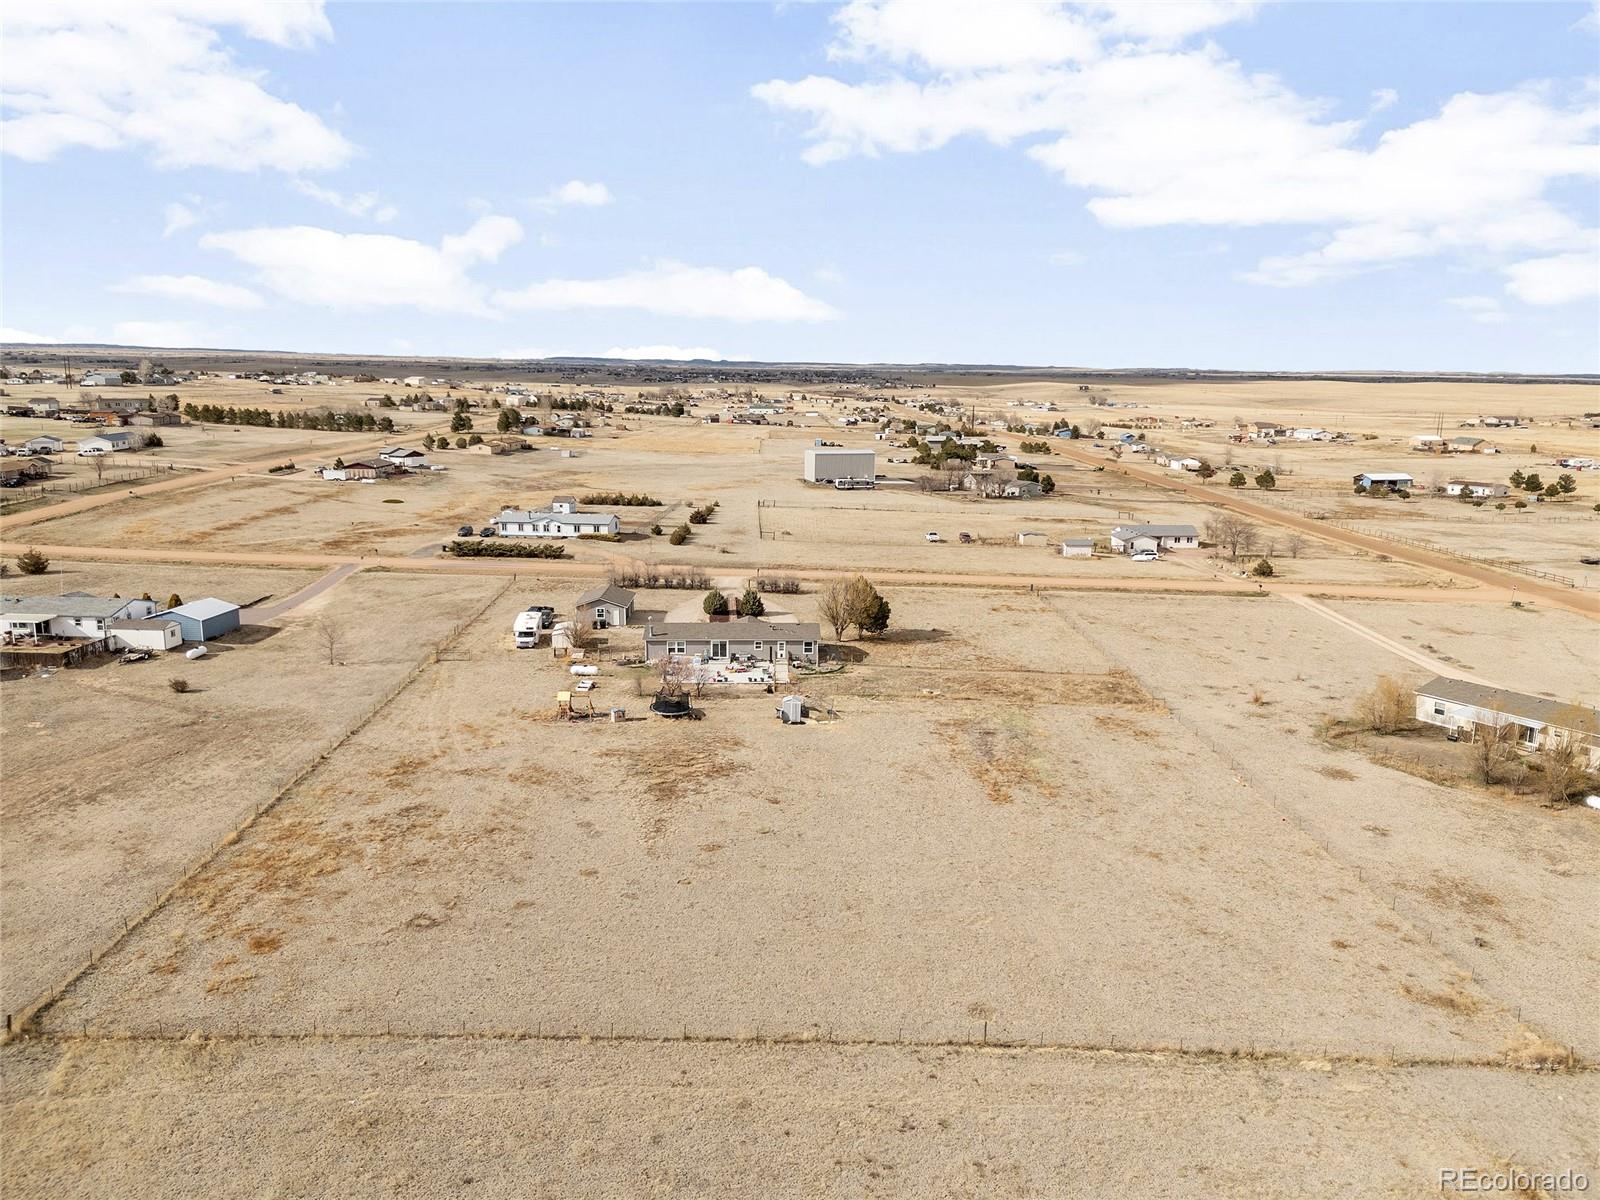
1517,725,1537,747
803,641,816,655
669,640,686,655
1433,702,1446,717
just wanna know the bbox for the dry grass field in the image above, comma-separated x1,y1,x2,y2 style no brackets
2,365,1596,1197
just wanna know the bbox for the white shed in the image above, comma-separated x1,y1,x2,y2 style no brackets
1060,538,1094,558
108,618,182,652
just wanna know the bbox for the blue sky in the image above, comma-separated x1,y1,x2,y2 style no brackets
2,1,1597,371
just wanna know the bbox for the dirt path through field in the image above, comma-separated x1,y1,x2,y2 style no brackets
240,562,365,623
1280,593,1502,687
1050,442,1599,618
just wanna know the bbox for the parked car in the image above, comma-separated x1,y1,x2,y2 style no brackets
1130,549,1160,562
457,524,474,537
479,525,497,537
77,446,108,456
958,532,974,544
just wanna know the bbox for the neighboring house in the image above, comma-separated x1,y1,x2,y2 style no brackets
1002,480,1044,499
22,436,63,454
28,398,60,416
0,457,53,484
644,617,822,665
127,410,181,427
0,593,156,639
575,583,635,629
78,432,134,454
320,460,389,481
107,618,182,652
156,597,241,643
1164,456,1203,472
1445,480,1509,498
1354,471,1414,491
1060,538,1094,558
491,496,620,538
379,447,428,469
1410,434,1446,451
78,372,121,387
1250,422,1287,440
1448,436,1493,453
1109,524,1199,554
1414,677,1600,769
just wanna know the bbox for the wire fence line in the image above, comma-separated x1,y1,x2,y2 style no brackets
1317,519,1578,587
25,1022,1580,1072
4,577,513,1039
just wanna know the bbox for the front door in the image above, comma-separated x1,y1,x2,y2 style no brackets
775,642,788,661
710,640,728,660
593,608,609,629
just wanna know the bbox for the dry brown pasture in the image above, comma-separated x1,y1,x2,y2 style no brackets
25,585,1561,1068
3,368,1599,1198
0,566,505,1021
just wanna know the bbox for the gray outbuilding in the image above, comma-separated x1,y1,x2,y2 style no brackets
157,597,241,643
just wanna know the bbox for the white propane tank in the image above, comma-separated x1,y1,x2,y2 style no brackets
184,645,208,660
568,664,599,676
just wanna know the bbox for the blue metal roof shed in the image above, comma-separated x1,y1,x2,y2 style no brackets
157,597,241,643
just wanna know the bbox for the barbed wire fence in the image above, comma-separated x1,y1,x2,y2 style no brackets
4,576,513,1039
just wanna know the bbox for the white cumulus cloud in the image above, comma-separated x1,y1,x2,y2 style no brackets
495,261,836,322
111,319,203,347
291,179,398,222
112,273,263,309
755,0,1600,306
201,214,524,316
536,180,614,207
1,1,351,172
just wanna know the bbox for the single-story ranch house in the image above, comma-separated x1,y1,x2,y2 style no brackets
1355,471,1414,491
492,497,620,538
576,583,635,628
644,617,821,665
1,592,157,639
1445,480,1510,498
1415,676,1600,769
1109,524,1199,554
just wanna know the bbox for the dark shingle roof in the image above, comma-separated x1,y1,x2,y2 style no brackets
1416,676,1599,736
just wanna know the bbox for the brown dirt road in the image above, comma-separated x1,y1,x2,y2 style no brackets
0,538,1531,605
1051,441,1598,619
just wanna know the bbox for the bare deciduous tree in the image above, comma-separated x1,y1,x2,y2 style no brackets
313,617,343,665
1204,513,1259,560
818,581,850,640
1284,532,1308,559
1534,737,1593,806
1471,721,1519,785
1355,676,1414,734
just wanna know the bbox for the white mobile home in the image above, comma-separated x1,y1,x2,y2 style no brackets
1415,677,1599,769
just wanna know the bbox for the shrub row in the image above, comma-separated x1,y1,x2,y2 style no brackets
609,563,711,589
580,492,662,506
446,539,568,559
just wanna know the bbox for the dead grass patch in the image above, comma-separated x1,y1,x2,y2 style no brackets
1317,765,1357,781
1399,979,1482,1016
